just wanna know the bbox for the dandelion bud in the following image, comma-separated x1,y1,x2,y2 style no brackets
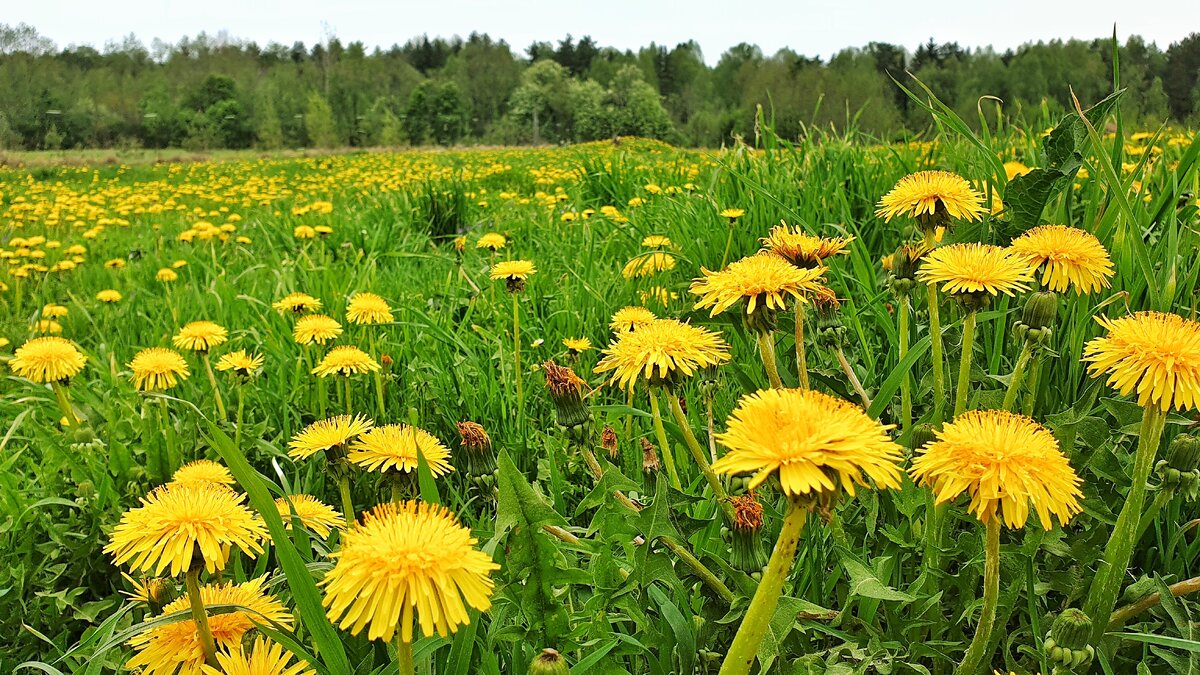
529,648,570,675
742,303,778,335
1022,291,1059,334
728,494,769,576
1156,434,1200,500
542,360,592,435
641,438,660,474
1044,608,1095,671
909,423,937,453
1165,434,1200,474
812,288,847,348
601,425,619,459
380,354,393,368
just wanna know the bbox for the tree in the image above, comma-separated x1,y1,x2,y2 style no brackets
508,60,570,143
304,91,338,147
1165,33,1200,120
606,65,673,140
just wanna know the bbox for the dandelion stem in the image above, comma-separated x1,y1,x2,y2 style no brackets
898,295,912,434
185,567,218,667
660,535,735,604
720,223,734,268
834,346,871,409
51,381,78,427
337,471,355,527
756,331,783,389
1083,404,1167,645
648,388,683,491
394,634,415,675
795,307,810,389
665,393,733,521
234,383,246,450
512,293,524,424
953,310,977,419
956,517,1001,675
157,401,179,476
1021,353,1043,417
718,499,807,675
201,353,226,420
343,376,353,416
369,330,386,417
1001,339,1034,412
928,284,946,423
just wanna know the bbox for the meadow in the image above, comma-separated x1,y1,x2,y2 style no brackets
1,92,1198,675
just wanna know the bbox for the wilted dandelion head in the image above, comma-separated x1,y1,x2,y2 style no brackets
200,636,315,675
346,292,394,325
910,410,1082,529
917,243,1035,298
711,388,903,499
170,459,235,488
594,318,730,391
875,170,987,224
127,347,190,391
322,501,498,642
288,414,374,460
105,482,265,576
311,345,380,378
273,292,322,314
275,494,342,539
172,320,228,352
1083,311,1200,412
10,336,87,383
610,306,657,333
293,314,342,345
762,225,853,268
348,424,454,476
690,253,826,318
1010,225,1114,295
456,421,491,452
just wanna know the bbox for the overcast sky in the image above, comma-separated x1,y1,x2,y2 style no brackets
8,0,1196,64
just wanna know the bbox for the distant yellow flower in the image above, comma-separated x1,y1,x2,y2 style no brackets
348,424,454,476
690,253,825,317
595,318,730,390
171,459,235,488
288,415,374,460
876,170,987,224
1010,225,1114,295
216,349,264,378
719,208,745,219
10,337,86,383
917,243,1035,297
96,289,122,303
322,501,498,642
294,225,316,239
490,259,536,282
42,303,68,319
563,337,592,353
315,225,333,237
34,319,63,334
312,345,381,377
610,306,657,332
273,292,322,314
171,260,188,269
105,258,126,269
711,388,903,498
641,235,673,248
156,268,178,283
622,252,677,279
762,225,853,268
275,494,342,538
201,636,315,675
128,347,190,391
346,292,393,325
1084,312,1200,411
910,410,1082,529
126,577,289,675
1004,161,1032,180
172,320,228,352
476,232,507,251
293,314,342,345
640,286,678,307
105,482,265,576
453,235,467,252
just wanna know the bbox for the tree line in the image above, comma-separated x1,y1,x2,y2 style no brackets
1,22,1198,151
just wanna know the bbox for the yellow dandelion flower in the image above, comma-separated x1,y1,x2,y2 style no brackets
346,292,393,325
1010,225,1115,295
641,235,673,248
42,303,68,319
876,170,987,223
622,251,677,279
10,337,87,383
294,225,316,239
640,285,677,307
711,388,903,498
1004,161,1032,180
910,410,1082,529
322,501,498,642
348,424,455,476
762,225,853,268
96,289,122,303
476,232,507,250
156,268,178,283
275,494,342,538
272,292,322,314
490,259,536,281
35,319,63,334
171,459,235,488
563,337,592,353
172,320,228,352
201,636,315,675
105,258,126,269
594,318,730,390
1084,311,1200,411
105,482,265,576
690,253,826,317
312,345,381,377
917,243,1035,297
128,347,190,391
216,349,264,378
610,306,657,332
719,207,745,219
293,314,342,345
288,414,374,460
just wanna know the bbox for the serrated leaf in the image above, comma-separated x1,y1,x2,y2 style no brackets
838,548,915,604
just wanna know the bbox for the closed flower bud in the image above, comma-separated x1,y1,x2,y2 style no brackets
529,648,570,675
742,303,778,335
909,423,938,453
641,438,660,474
1165,434,1200,474
1022,291,1059,333
1045,608,1095,670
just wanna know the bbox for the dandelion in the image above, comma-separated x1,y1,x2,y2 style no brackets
350,424,454,500
641,235,673,248
34,319,63,334
595,318,729,392
875,170,987,229
121,574,176,613
156,268,178,282
171,459,236,488
96,289,122,303
492,260,536,419
293,314,342,345
10,335,87,425
762,225,852,268
719,207,746,266
610,306,657,333
294,225,316,239
621,251,677,279
216,350,264,379
346,292,394,325
275,494,342,538
41,303,68,319
563,337,591,354
128,347,190,391
273,292,322,314
1010,225,1115,295
289,414,374,523
312,345,380,377
200,636,315,675
175,321,230,417
490,259,536,289
476,232,507,251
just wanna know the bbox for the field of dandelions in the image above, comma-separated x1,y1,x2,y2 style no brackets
1,90,1199,675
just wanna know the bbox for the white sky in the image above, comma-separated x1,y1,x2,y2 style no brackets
7,0,1196,64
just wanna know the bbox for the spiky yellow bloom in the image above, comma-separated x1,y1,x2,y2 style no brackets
1084,312,1200,411
216,349,264,378
293,314,342,345
346,292,393,325
875,170,987,223
312,345,380,377
172,320,228,352
10,336,87,383
762,225,853,267
641,235,673,248
128,347,190,391
348,424,455,476
917,243,1035,297
156,268,178,283
563,337,592,353
322,501,498,642
105,482,265,576
476,232,507,250
711,388,903,498
170,459,235,488
42,303,68,319
690,253,826,317
294,225,316,239
910,410,1082,529
610,306,657,332
594,318,730,390
1010,225,1115,295
272,292,322,314
288,414,374,460
275,494,342,538
621,252,677,279
490,259,536,281
719,207,745,219
201,636,315,675
35,319,63,334
126,577,290,675
96,289,122,303
1004,161,1032,180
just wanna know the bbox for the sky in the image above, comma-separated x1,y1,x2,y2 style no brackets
7,0,1197,64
